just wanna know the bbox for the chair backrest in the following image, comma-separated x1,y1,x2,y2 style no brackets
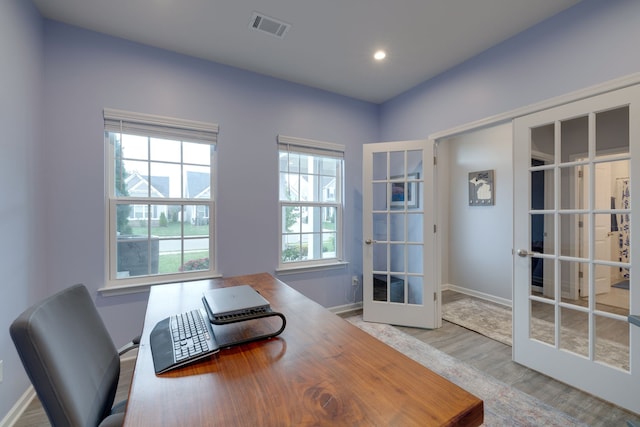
10,284,120,427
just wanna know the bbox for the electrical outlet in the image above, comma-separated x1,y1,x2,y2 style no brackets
352,276,359,287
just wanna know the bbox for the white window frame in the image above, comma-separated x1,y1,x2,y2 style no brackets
103,108,219,292
277,135,346,272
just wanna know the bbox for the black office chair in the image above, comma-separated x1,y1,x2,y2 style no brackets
10,284,139,427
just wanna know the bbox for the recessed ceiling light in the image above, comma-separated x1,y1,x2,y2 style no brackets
373,50,387,61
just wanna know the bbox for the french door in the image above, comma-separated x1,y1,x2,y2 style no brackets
513,85,640,413
362,140,440,329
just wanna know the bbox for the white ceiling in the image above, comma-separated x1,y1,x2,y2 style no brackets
32,0,582,104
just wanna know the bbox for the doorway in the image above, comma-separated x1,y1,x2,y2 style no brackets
429,76,640,414
436,122,514,305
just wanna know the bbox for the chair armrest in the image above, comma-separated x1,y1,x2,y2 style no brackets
118,335,140,356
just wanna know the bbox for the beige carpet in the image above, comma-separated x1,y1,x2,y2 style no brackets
442,298,513,346
442,298,629,371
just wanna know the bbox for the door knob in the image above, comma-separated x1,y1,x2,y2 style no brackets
365,239,376,245
516,249,534,257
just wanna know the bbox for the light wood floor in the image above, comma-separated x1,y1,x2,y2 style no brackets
395,290,640,426
12,291,640,426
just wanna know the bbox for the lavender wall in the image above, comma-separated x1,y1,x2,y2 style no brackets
379,0,640,299
0,0,44,419
380,0,640,141
440,124,513,301
40,21,377,350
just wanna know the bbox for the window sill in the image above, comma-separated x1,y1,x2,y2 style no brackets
275,261,349,275
98,273,223,297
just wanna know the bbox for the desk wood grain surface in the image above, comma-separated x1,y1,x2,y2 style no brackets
124,273,483,426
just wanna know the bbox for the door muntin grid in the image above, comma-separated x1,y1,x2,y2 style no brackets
528,106,631,371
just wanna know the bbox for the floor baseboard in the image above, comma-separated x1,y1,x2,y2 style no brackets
443,283,512,308
329,301,363,316
0,387,36,427
328,285,510,315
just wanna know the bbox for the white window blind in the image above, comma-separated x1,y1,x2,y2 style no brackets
277,135,345,158
104,108,218,144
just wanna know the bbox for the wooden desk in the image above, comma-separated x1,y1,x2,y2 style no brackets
124,273,483,426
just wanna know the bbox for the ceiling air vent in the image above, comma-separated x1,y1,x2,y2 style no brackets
249,12,290,39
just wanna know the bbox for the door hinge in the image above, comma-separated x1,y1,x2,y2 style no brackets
433,224,437,233
578,221,583,228
578,170,583,178
434,292,437,301
434,156,437,166
579,271,583,278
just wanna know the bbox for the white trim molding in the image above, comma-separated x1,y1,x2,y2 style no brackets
329,301,363,316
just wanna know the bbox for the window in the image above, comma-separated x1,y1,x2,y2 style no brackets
278,135,345,270
104,109,218,288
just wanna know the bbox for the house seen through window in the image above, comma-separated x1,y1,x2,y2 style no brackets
104,109,217,287
278,135,344,269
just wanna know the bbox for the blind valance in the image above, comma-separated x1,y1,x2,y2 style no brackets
104,108,218,144
277,135,344,158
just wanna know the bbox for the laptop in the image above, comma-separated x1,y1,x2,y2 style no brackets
202,285,271,323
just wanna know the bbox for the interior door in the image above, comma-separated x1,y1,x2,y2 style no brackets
513,85,640,413
362,140,439,328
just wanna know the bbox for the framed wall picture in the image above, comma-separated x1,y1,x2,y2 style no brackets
391,173,419,209
469,170,495,206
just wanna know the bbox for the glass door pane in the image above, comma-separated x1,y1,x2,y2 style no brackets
372,150,424,304
527,107,631,370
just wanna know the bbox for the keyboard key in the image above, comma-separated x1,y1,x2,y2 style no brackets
170,309,212,363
